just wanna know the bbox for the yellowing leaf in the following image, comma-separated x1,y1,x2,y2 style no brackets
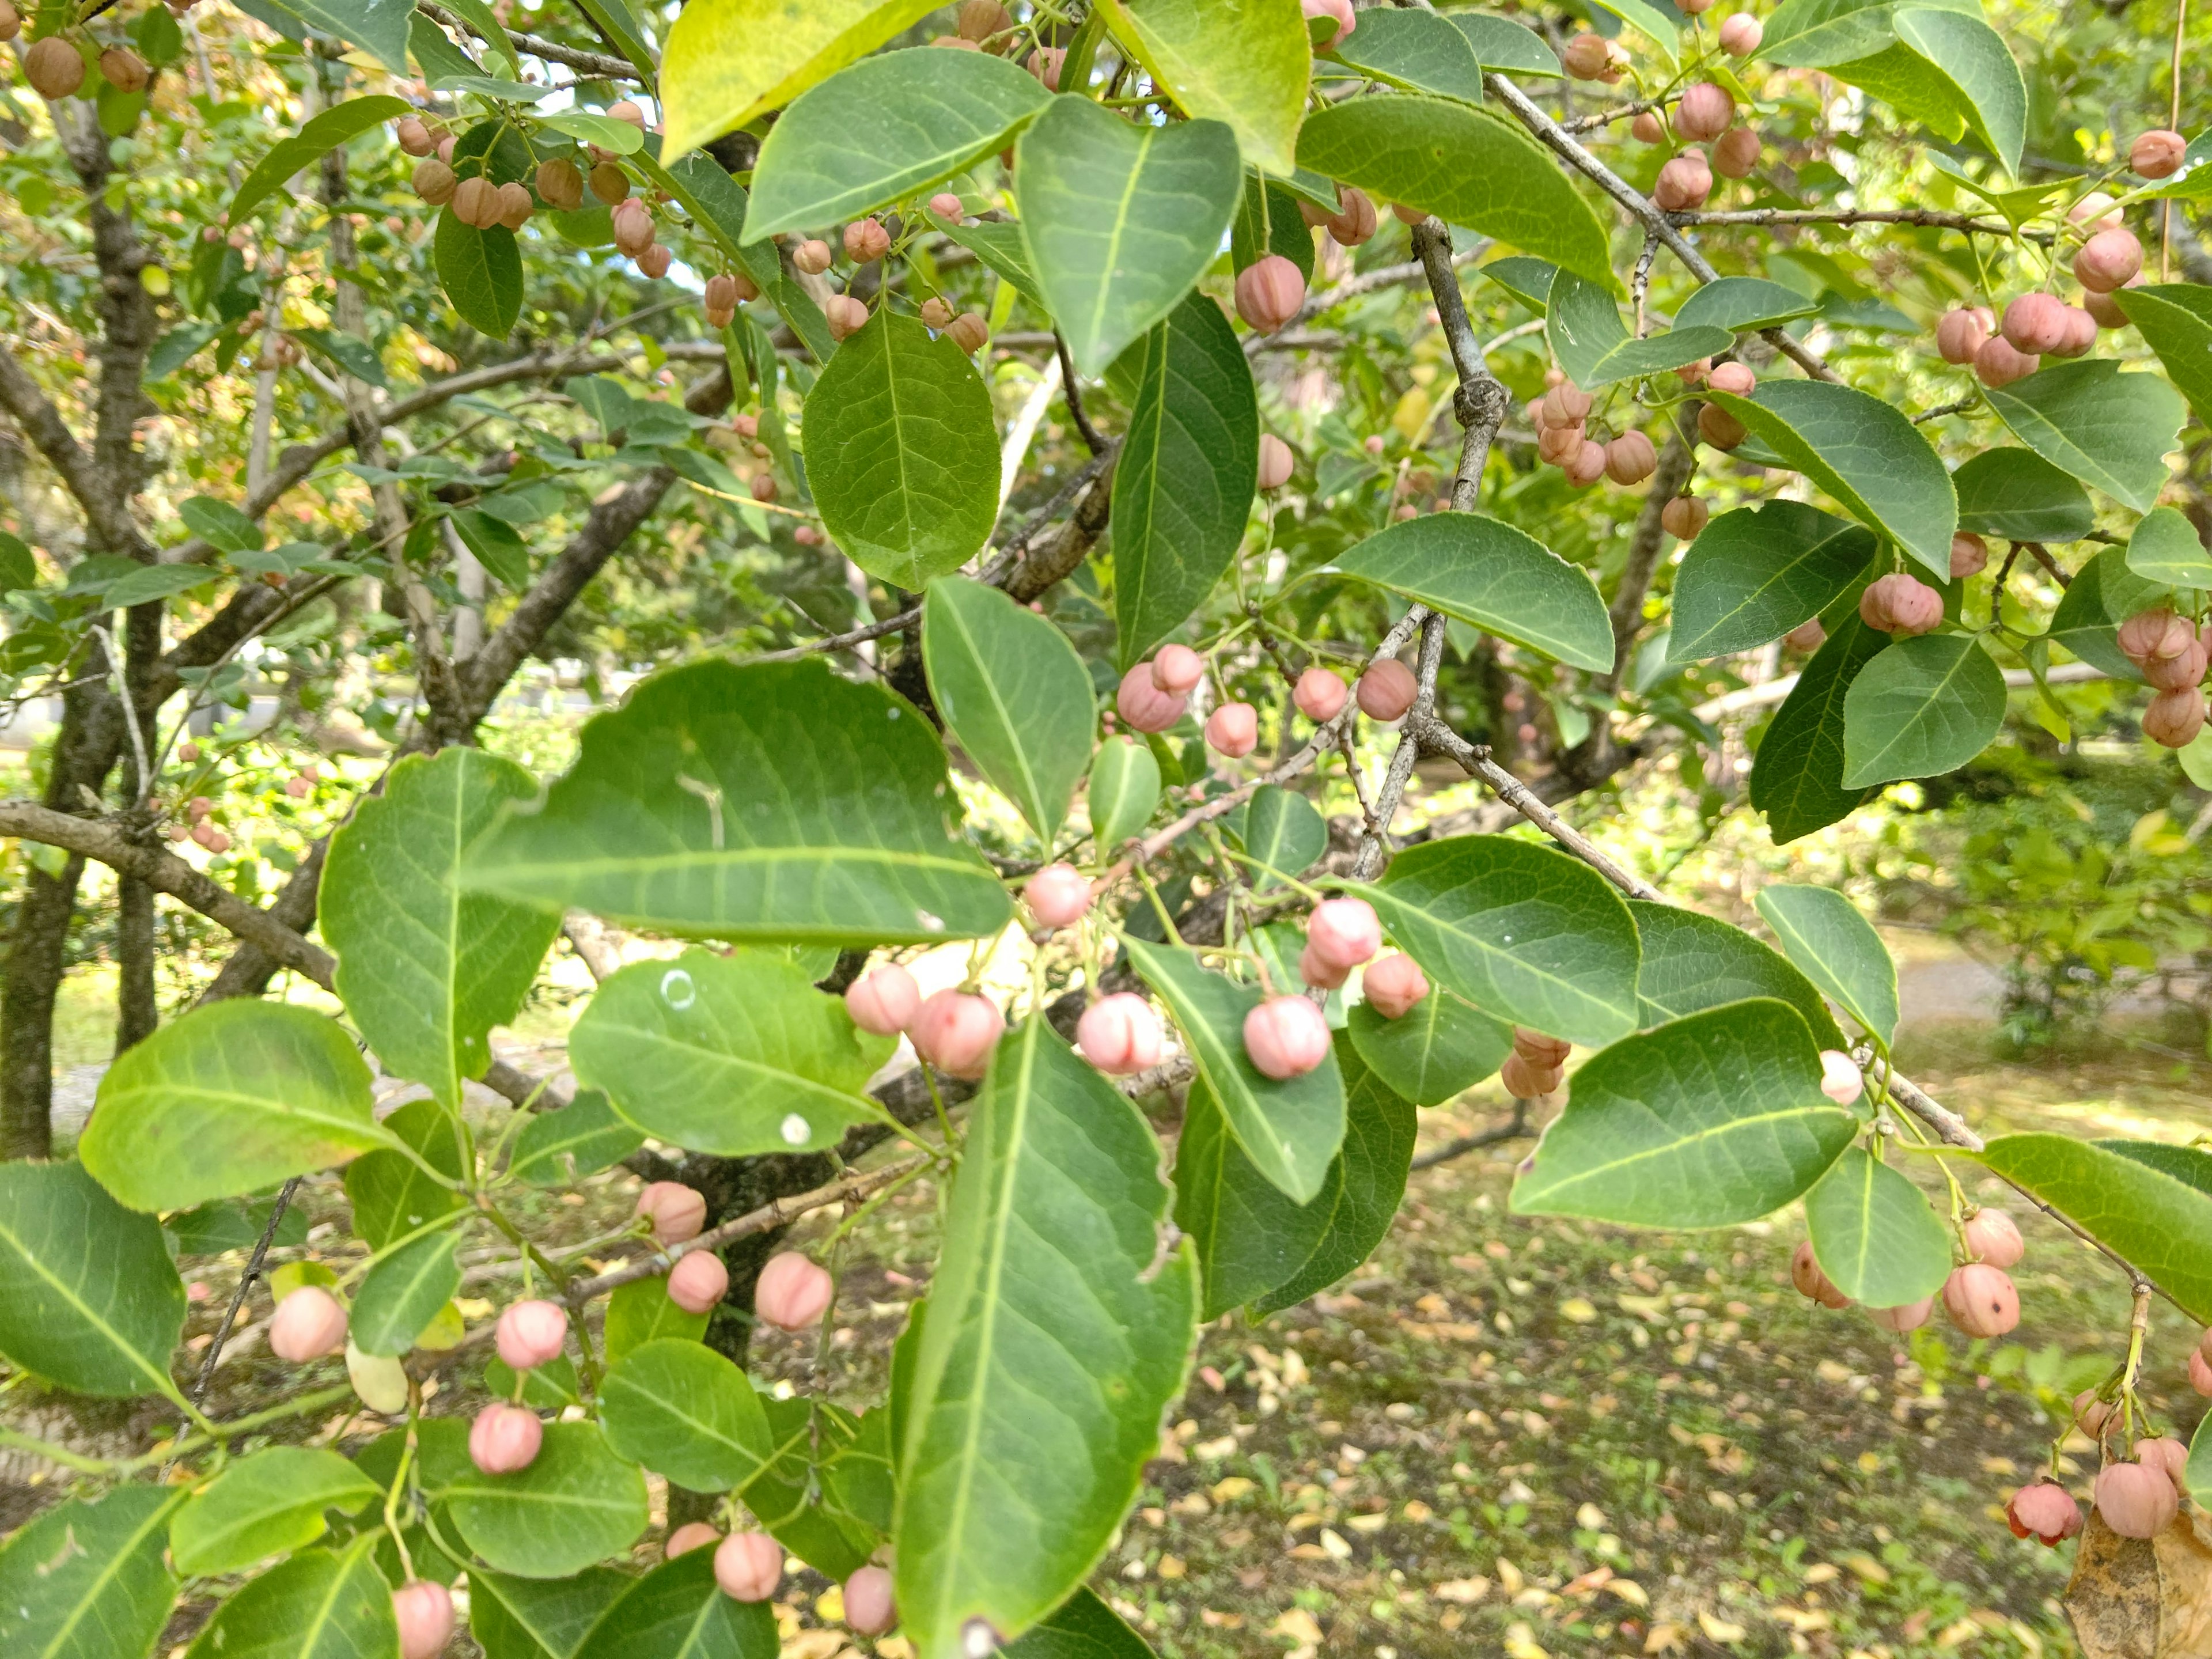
1560,1297,1599,1324
1697,1611,1748,1643
1095,0,1310,175
660,0,938,162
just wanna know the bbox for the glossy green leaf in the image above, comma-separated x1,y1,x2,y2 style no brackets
1983,358,2186,513
184,1537,395,1659
604,1275,710,1362
1546,271,1733,389
924,577,1097,840
744,1397,877,1578
1759,0,1966,66
896,1019,1196,1658
461,659,1014,944
1001,1590,1155,1659
1294,96,1613,290
600,1338,772,1493
539,111,643,152
1840,631,2006,787
1889,7,2024,174
1673,276,1820,334
507,1089,645,1185
1232,785,1326,890
929,209,1046,303
1443,12,1559,74
349,1229,462,1357
1951,446,2094,543
1111,291,1260,668
1978,1134,2212,1323
1584,0,1680,69
171,1448,380,1576
471,1567,631,1659
1753,882,1897,1045
1351,835,1642,1048
1749,611,1887,843
168,1193,310,1256
1346,982,1510,1107
803,309,999,589
0,1161,184,1398
268,0,413,73
660,0,938,161
2115,283,2212,429
1332,512,1615,672
1513,1001,1855,1225
434,210,523,339
82,1001,381,1213
229,96,410,223
1087,737,1160,855
1325,7,1484,104
323,747,558,1109
1098,0,1311,175
1628,900,1845,1049
0,1484,180,1659
1481,254,1557,312
1706,381,1956,579
744,47,1048,238
1668,502,1878,662
2125,506,2212,590
447,1422,650,1579
451,508,530,589
1804,1147,1952,1306
2045,546,2164,681
343,1099,467,1253
574,1551,779,1659
1121,940,1347,1203
1014,94,1242,375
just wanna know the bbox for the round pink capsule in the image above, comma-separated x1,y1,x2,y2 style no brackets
495,1298,567,1371
1298,941,1349,991
1257,433,1296,490
1963,1208,2024,1269
845,964,922,1036
1024,863,1093,929
1306,897,1381,972
714,1531,785,1600
1244,994,1332,1080
1294,667,1347,722
754,1251,835,1331
469,1403,544,1475
1076,993,1164,1076
1361,953,1429,1019
1150,644,1204,694
1867,1298,1933,1334
393,1581,456,1659
909,988,1005,1080
1974,334,2039,388
1357,660,1418,722
635,1181,707,1245
667,1521,721,1558
1205,701,1258,758
843,1566,898,1635
1936,306,1993,365
1817,1049,1862,1105
1116,664,1188,734
269,1286,349,1362
668,1249,730,1315
2002,291,2071,355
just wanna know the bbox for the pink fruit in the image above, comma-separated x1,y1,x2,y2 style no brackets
469,1403,544,1475
1362,953,1429,1019
2096,1459,2178,1539
1941,1262,2020,1337
2131,128,2188,180
1676,358,1713,387
2143,687,2207,748
1791,1240,1850,1309
1298,941,1349,991
1718,13,1762,54
2139,1435,2189,1490
1541,382,1593,426
1027,46,1066,90
921,296,956,331
1257,433,1296,490
946,312,989,354
2069,191,2123,233
393,1581,456,1659
1116,663,1188,733
1243,995,1331,1080
2118,608,2196,665
637,1181,707,1245
825,296,869,341
2075,228,2143,293
1076,993,1164,1075
1326,187,1378,247
1963,1208,2024,1268
1661,496,1709,540
1817,1049,1862,1105
667,1522,721,1558
1205,701,1259,757
269,1286,349,1362
1936,306,1994,364
910,988,1005,1079
1784,618,1827,652
1024,863,1093,928
2002,292,2071,355
1974,334,2039,387
1712,126,1762,178
755,1251,835,1331
494,1298,568,1370
1537,422,1586,465
1561,32,1609,78
793,238,833,275
1861,572,1943,637
611,200,654,256
929,191,965,220
396,116,434,156
1356,660,1418,721
1234,254,1305,334
1151,643,1204,694
2007,1482,2083,1546
1673,82,1734,142
844,1565,898,1635
1707,361,1756,396
1307,897,1382,972
1565,438,1610,487
2191,1347,2212,1397
843,218,891,264
2044,304,2097,358
1633,111,1665,144
1513,1028,1573,1067
1499,1051,1562,1099
1654,153,1714,211
668,1249,729,1315
1950,532,1989,580
1868,1298,1933,1333
1294,666,1347,722
1605,431,1658,485
1301,0,1354,48
714,1531,784,1600
2082,285,2133,328
846,964,922,1035
1697,403,1747,449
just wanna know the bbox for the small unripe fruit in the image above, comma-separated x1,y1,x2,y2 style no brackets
1499,1050,1563,1100
25,37,85,99
668,1249,729,1314
1673,82,1733,142
1077,993,1164,1076
494,181,534,232
635,1181,706,1245
946,311,989,354
2006,1482,2084,1546
929,191,965,221
469,1403,543,1475
1258,433,1296,490
793,238,833,275
1941,1262,2020,1337
1541,382,1593,427
1974,334,2039,388
1205,701,1257,758
1357,658,1418,721
1963,1207,2024,1268
843,218,890,263
668,1522,720,1558
2096,1459,2178,1539
846,965,921,1035
1604,431,1657,485
0,2,21,41
536,158,584,211
1325,186,1378,247
1791,1240,1851,1309
1244,995,1332,1080
1696,402,1747,449
1024,863,1092,928
2139,1435,2189,1490
1301,0,1355,49
2074,227,2142,293
755,1251,835,1331
1861,572,1943,637
1784,618,1827,653
1661,495,1709,540
1026,45,1065,89
2143,687,2207,748
1308,897,1382,972
589,161,630,204
1362,953,1429,1019
920,296,955,331
844,1566,897,1636
269,1285,348,1361
1817,1048,1862,1105
1707,361,1756,397
824,294,869,340
412,158,458,206
1712,126,1762,178
2117,607,2195,665
2074,1389,2112,1437
957,0,1010,40
495,1298,567,1370
1717,13,1761,54
1235,254,1305,334
1949,532,1988,580
2002,291,2070,355
714,1532,784,1600
99,46,147,93
1868,1298,1932,1332
393,1582,456,1659
1294,666,1347,722
1654,153,1713,211
1936,306,1993,364
910,989,1005,1079
637,244,672,280
1151,643,1204,694
2131,128,2188,180
2146,640,2211,691
1632,110,1664,144
1561,32,1609,78
1116,663,1187,733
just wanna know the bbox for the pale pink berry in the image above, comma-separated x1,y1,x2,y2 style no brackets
929,191,965,220
843,218,891,264
269,1286,348,1362
1562,33,1610,79
1662,497,1709,540
1325,187,1378,247
1151,644,1204,694
1234,254,1305,334
846,965,922,1036
1936,306,1993,365
636,1181,707,1245
1357,660,1418,721
2006,1482,2083,1546
2075,227,2143,293
1950,532,1989,580
1116,663,1187,733
1294,666,1347,722
1076,993,1164,1075
714,1531,784,1600
2084,283,2134,328
494,1298,567,1370
1565,438,1611,486
946,311,989,354
1537,422,1586,465
1941,1262,2020,1337
2191,1347,2212,1397
1861,572,1943,637
1653,153,1713,211
1362,953,1429,1019
394,1581,456,1659
667,1522,721,1558
668,1249,729,1315
2074,1389,2113,1437
1868,1298,1933,1333
1024,863,1093,929
2143,688,2206,748
1784,618,1827,653
469,1403,543,1475
793,238,833,275
1026,45,1065,90
1963,1208,2024,1268
1541,382,1593,426
1712,126,1762,178
1974,334,2039,388
1306,897,1381,972
1707,361,1756,396
1205,701,1258,758
1632,110,1664,144
1257,433,1296,490
843,1565,898,1635
2095,1459,2178,1539
1817,1049,1861,1105
2131,128,2187,179
1718,13,1761,54
824,295,869,342
2068,191,2123,233
2118,608,2196,665
1791,1240,1850,1309
754,1251,835,1331
2045,303,2097,358
909,988,1005,1079
1299,942,1349,991
2002,292,2071,355
1301,0,1355,48
1673,82,1734,142
1243,994,1332,1080
1605,431,1657,486
2139,1435,2189,1491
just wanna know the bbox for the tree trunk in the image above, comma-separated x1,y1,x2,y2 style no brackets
114,876,157,1054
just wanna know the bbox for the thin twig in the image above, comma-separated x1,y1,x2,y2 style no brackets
1053,331,1107,456
1411,1101,1532,1171
191,1177,302,1404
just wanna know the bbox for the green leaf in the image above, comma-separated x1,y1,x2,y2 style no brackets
1983,358,2186,513
539,110,643,153
1175,1035,1414,1319
600,1338,774,1493
471,1567,631,1659
100,566,214,607
266,0,414,73
2125,505,2212,590
148,321,221,379
570,948,892,1156
1705,381,1957,579
1512,1001,1855,1225
1014,94,1242,376
435,0,516,72
574,1551,779,1659
1628,900,1845,1049
181,495,264,554
924,577,1097,840
1840,631,2006,788
802,309,999,589
1350,835,1642,1048
1760,0,1941,65
1001,1590,1156,1659
2115,283,2212,430
1545,271,1733,389
1346,984,1510,1107
604,1275,710,1362
229,95,412,223
1098,0,1311,174
323,747,558,1109
1110,291,1260,666
446,1422,649,1579
1951,446,2094,543
170,1448,380,1576
1294,96,1615,290
1332,512,1615,672
1324,6,1485,104
1804,1147,1952,1306
743,1397,877,1577
350,1229,462,1357
1231,785,1326,891
1668,502,1878,662
1232,174,1315,283
343,1099,467,1253
461,658,1014,945
507,1089,645,1185
1481,255,1558,312
1120,940,1347,1203
1885,7,2024,172
660,0,937,160
168,1194,309,1256
82,1001,381,1213
1087,737,1160,854
1584,0,1681,70
1977,1134,2212,1323
1753,882,1897,1046
895,1019,1196,1657
1442,12,1559,75
0,1485,180,1659
928,209,1046,303
1672,276,1821,334
435,209,524,338
291,325,388,389
2046,546,2164,681
1749,611,1887,843
451,508,531,589
660,154,781,296
184,1537,395,1659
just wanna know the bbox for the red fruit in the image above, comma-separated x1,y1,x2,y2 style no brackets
1949,532,1989,580
1784,618,1827,653
1235,254,1305,334
1499,1050,1563,1100
393,1581,456,1659
824,295,869,341
2075,227,2143,294
946,312,989,354
1696,402,1747,449
1301,0,1355,48
1024,863,1092,929
793,238,833,275
24,36,85,99
1244,995,1332,1080
495,1298,567,1370
2002,292,2070,355
845,964,921,1035
1661,496,1709,540
1362,953,1429,1019
1791,1240,1851,1309
269,1285,348,1361
2006,1482,2083,1546
2096,1459,2179,1539
1294,666,1347,722
1356,659,1418,721
1654,153,1713,211
1718,13,1762,54
755,1251,835,1331
1151,643,1204,694
1963,1208,2024,1268
2143,687,2207,748
1116,663,1187,733
2189,1347,2212,1397
1632,110,1665,144
2131,128,2188,180
1258,433,1296,490
1605,431,1657,485
667,1522,720,1558
1307,897,1382,972
1564,439,1609,487
910,988,1005,1079
469,1403,544,1475
636,1181,707,1246
1818,1048,1862,1105
1026,45,1065,89
589,161,629,204
1712,126,1762,179
1941,1263,2020,1337
1936,306,1993,365
667,1249,729,1315
1541,383,1593,426
1868,1298,1932,1332
929,191,966,221
843,218,891,264
1561,32,1609,78
1673,82,1734,142
1205,700,1258,758
1077,993,1164,1076
714,1531,784,1600
1974,335,2039,388
843,1566,898,1635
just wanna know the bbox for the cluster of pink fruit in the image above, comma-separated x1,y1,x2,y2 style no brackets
1642,81,1763,209
1791,1201,2023,1339
1527,374,1659,489
844,962,1007,1080
1498,1027,1571,1099
2116,607,2210,748
2009,1372,2204,1548
668,1529,895,1635
162,791,233,853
